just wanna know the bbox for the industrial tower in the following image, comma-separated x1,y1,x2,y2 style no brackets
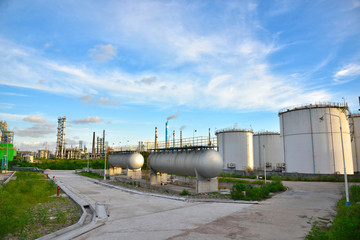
55,117,66,159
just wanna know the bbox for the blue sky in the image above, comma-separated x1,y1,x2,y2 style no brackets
1,0,359,152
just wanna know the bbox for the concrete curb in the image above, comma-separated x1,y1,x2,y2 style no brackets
92,178,260,204
3,171,16,185
36,175,106,240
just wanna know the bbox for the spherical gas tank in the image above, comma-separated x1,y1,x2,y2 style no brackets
148,149,223,179
108,152,144,169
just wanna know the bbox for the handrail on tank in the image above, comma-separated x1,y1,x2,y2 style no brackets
215,127,253,135
149,146,217,153
278,102,349,114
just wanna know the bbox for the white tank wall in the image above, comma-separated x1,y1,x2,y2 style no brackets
350,114,360,173
280,106,354,174
217,131,254,170
253,134,281,168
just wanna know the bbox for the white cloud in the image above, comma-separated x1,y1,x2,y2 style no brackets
15,123,56,138
72,116,103,124
0,1,335,112
23,115,46,123
334,63,360,84
88,44,117,62
79,94,93,102
0,112,27,120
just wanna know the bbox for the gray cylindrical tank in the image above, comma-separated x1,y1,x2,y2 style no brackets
253,132,281,169
350,113,360,173
109,152,144,169
279,103,354,174
216,129,254,171
148,149,223,179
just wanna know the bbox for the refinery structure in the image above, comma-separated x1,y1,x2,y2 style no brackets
2,99,360,180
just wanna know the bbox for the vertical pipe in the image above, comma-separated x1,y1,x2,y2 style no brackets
309,108,316,174
180,130,183,147
165,121,168,148
208,128,211,146
92,132,95,155
329,109,336,172
155,127,158,149
103,130,105,154
173,130,175,148
281,114,286,172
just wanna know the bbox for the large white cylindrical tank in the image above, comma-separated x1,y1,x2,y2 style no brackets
253,132,281,169
108,152,144,169
216,129,254,170
350,113,360,173
148,149,223,179
279,103,354,174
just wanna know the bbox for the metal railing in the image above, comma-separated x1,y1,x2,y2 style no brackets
112,136,218,152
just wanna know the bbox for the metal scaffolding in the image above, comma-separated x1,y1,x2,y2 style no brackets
55,117,66,159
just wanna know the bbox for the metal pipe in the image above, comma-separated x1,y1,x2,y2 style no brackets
173,130,175,148
309,108,316,174
155,127,158,149
323,113,350,206
165,121,168,148
180,130,183,147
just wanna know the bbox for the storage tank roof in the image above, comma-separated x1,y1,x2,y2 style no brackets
278,102,348,115
254,131,280,136
215,128,253,135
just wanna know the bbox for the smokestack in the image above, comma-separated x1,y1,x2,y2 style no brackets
209,128,211,146
180,130,183,147
97,136,100,154
92,132,95,154
103,130,105,154
165,121,168,148
173,130,175,148
155,127,158,149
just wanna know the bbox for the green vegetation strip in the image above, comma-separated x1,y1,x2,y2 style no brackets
219,173,360,182
306,185,360,240
218,177,264,185
0,172,80,239
10,158,105,170
230,179,285,201
76,171,109,179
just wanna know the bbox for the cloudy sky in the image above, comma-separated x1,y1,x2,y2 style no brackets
1,0,359,152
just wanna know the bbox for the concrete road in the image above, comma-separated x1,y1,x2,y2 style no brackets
50,170,347,240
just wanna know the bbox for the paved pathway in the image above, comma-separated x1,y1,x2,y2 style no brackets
50,170,346,240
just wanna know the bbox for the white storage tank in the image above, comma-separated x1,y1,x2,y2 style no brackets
216,129,254,170
253,132,281,169
108,151,144,169
350,113,360,173
279,103,354,174
148,149,223,179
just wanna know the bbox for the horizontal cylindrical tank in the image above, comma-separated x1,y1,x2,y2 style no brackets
216,129,254,170
350,113,360,173
148,149,223,179
108,152,144,169
279,103,354,174
253,132,281,169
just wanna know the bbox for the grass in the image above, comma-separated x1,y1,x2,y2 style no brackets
9,158,105,170
0,172,80,239
179,189,189,196
218,177,265,185
76,171,109,179
230,178,285,201
219,173,360,182
306,185,360,240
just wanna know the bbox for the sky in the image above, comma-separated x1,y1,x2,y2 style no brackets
0,0,360,152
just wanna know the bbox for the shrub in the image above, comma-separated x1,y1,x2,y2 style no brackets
180,189,189,196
